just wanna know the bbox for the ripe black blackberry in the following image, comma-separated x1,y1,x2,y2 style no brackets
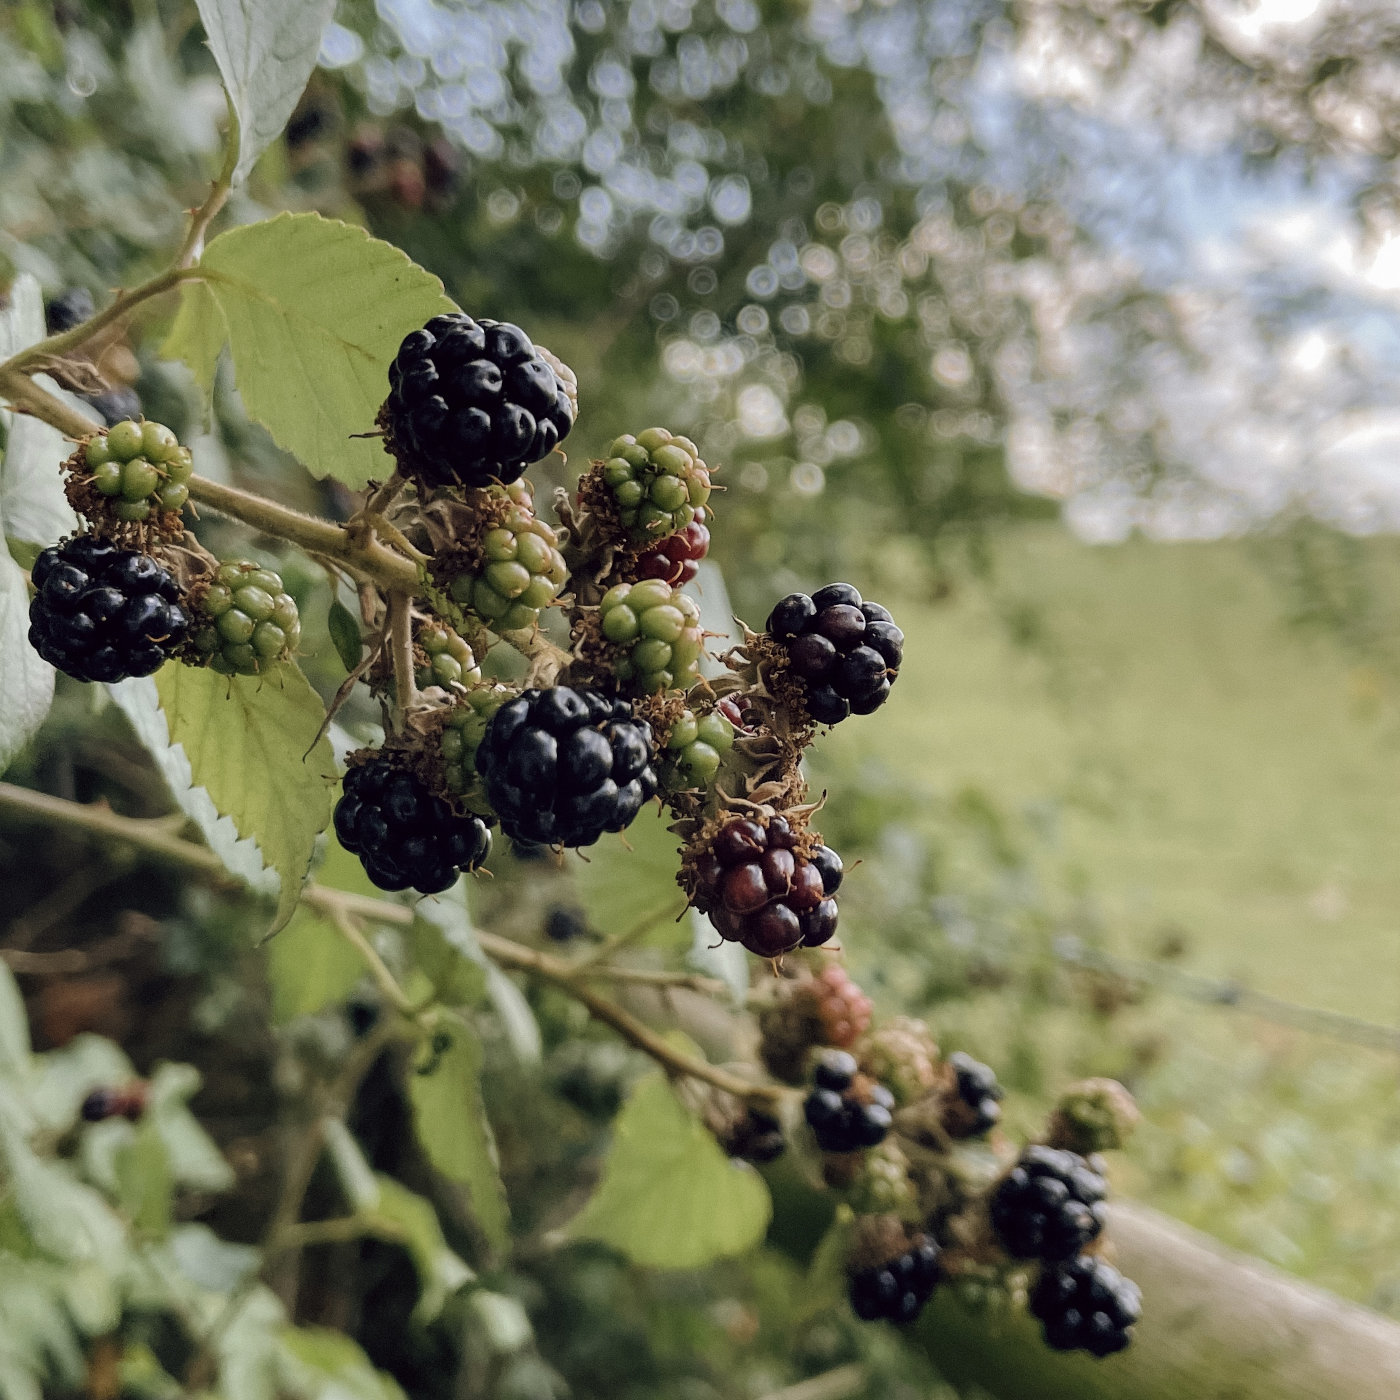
1030,1255,1141,1357
848,1234,941,1323
767,583,902,725
334,753,492,895
948,1050,1004,1137
475,686,658,847
688,814,841,959
45,287,96,333
723,1106,786,1165
28,536,188,683
989,1145,1108,1260
803,1050,895,1153
383,312,574,488
80,1084,148,1123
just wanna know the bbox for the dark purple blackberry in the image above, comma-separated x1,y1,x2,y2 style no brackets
28,536,188,683
767,584,901,724
475,686,658,848
990,1145,1108,1260
848,1234,941,1323
382,312,574,488
45,287,96,333
803,1050,894,1153
334,753,492,895
949,1050,1003,1137
1030,1255,1141,1357
725,1106,786,1165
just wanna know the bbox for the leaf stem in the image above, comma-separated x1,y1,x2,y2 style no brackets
387,592,417,732
325,904,418,1018
177,99,240,269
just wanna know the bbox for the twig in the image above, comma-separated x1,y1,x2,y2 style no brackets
177,98,239,268
324,905,417,1018
566,901,688,971
387,592,416,733
576,964,728,997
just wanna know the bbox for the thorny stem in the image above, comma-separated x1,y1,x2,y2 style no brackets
325,905,418,1018
387,591,417,733
176,99,239,268
0,784,781,1106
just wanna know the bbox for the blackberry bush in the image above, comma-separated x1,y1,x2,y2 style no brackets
77,418,193,522
635,520,710,586
1030,1256,1141,1357
597,579,704,695
659,704,735,791
382,312,574,488
187,560,301,675
848,1234,941,1324
28,536,188,682
687,813,840,958
416,621,480,690
474,685,659,847
443,481,568,634
593,428,711,541
334,751,492,894
989,1145,1109,1260
803,1050,894,1153
767,583,902,725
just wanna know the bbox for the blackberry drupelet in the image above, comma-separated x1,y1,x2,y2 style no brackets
28,536,187,683
334,752,492,894
848,1234,941,1323
474,685,659,847
990,1145,1108,1260
1030,1255,1141,1357
767,583,902,724
803,1050,894,1153
383,312,573,488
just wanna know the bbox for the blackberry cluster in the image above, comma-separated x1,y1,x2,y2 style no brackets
598,579,704,694
636,520,710,586
475,686,659,847
804,1051,894,1153
659,705,735,790
808,962,869,1045
767,584,902,725
383,313,574,488
416,622,480,690
947,1051,1003,1137
1030,1256,1141,1357
690,815,841,958
439,685,513,815
80,1083,148,1123
445,482,567,633
188,560,301,675
990,1146,1108,1260
598,429,711,539
81,418,193,521
29,537,188,683
334,752,492,894
848,1235,941,1323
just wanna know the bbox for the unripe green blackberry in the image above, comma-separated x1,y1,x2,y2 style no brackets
598,428,711,540
188,560,301,674
660,704,735,790
598,579,704,694
416,622,481,691
860,1018,940,1106
80,418,194,521
846,1140,917,1217
445,482,567,633
439,684,514,816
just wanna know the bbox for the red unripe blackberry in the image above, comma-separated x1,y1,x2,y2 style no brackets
1030,1255,1141,1356
766,583,902,725
29,536,188,683
635,521,710,586
383,312,574,488
475,686,659,847
690,814,841,958
848,1234,941,1323
810,964,872,1046
990,1145,1108,1260
334,752,492,894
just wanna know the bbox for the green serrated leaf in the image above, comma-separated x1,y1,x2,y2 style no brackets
408,1026,509,1252
195,0,337,186
162,276,226,390
197,214,454,485
568,805,687,947
152,662,336,936
566,1073,771,1269
114,1120,173,1239
368,1175,473,1322
326,598,364,673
